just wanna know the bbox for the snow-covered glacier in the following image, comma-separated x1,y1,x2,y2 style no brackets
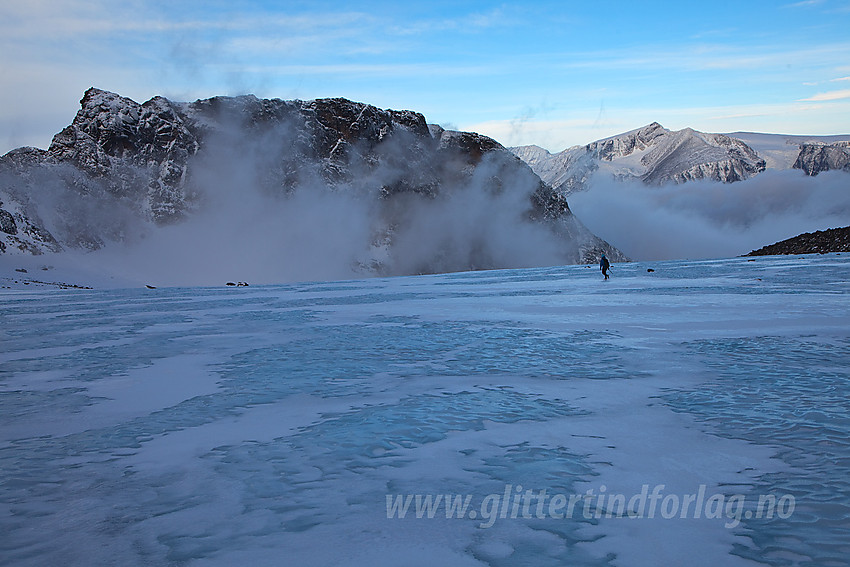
1,255,849,566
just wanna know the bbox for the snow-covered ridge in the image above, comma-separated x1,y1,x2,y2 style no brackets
511,123,771,194
512,125,850,197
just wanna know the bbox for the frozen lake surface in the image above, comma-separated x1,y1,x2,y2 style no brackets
1,255,849,566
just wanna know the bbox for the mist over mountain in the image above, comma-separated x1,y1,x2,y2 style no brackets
0,88,623,285
512,124,850,261
4,89,848,280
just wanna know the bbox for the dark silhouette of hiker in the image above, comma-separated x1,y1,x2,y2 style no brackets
600,253,610,280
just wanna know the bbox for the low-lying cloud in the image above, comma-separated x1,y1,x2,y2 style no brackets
80,139,570,287
567,169,850,261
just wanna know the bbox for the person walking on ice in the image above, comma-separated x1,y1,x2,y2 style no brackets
600,253,610,280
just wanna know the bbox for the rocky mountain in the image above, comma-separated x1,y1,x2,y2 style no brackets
512,124,850,197
0,88,625,275
793,141,850,176
512,123,768,194
745,226,850,256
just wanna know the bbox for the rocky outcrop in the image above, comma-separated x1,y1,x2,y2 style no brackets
0,209,15,235
0,88,625,271
638,128,765,184
745,226,850,256
511,123,766,194
793,142,850,176
0,203,60,255
0,150,63,254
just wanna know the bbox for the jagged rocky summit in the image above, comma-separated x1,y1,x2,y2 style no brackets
511,123,849,195
0,88,625,272
745,226,850,256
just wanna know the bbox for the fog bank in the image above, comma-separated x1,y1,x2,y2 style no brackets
65,150,572,288
568,170,850,261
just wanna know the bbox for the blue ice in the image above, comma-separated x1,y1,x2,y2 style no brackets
1,254,848,566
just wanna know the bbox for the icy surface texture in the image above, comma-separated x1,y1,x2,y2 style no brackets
1,254,848,566
666,333,850,565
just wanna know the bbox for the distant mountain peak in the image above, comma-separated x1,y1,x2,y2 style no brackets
586,122,669,162
512,124,768,193
513,125,850,195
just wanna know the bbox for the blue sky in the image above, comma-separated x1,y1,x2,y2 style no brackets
2,0,850,155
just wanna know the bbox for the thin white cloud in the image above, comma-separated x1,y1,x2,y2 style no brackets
0,1,509,52
708,111,772,121
550,42,850,75
388,6,513,36
831,76,850,82
0,2,374,40
785,0,826,7
798,89,850,101
218,62,495,78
